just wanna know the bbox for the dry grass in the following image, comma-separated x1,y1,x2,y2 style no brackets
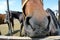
0,19,21,36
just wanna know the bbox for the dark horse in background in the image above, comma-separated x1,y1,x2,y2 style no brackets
22,0,60,38
5,11,23,36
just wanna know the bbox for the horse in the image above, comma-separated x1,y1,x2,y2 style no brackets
0,14,6,35
22,0,60,38
5,11,23,36
0,14,6,24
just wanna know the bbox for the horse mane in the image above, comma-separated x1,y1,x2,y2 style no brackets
46,8,60,35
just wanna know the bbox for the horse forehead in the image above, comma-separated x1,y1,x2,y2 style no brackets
23,0,41,12
22,0,43,9
22,0,48,16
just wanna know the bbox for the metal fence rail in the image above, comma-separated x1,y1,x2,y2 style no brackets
0,36,60,40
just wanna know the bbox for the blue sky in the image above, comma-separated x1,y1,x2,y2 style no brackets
44,0,58,11
0,0,58,14
0,0,22,14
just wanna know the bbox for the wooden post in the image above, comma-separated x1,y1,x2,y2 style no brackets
58,0,60,23
6,0,12,35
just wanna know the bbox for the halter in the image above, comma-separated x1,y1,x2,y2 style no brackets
22,0,29,16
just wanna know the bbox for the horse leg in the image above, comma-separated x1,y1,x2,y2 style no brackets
20,22,23,36
11,18,14,32
7,22,12,36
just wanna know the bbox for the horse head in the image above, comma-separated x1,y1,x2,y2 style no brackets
22,0,58,37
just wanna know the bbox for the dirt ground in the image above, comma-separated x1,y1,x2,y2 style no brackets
0,19,22,37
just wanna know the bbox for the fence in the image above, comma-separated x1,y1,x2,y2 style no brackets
0,36,60,40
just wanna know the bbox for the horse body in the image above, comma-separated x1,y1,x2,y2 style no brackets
5,11,23,36
0,11,23,36
0,14,6,24
5,11,23,26
22,0,60,38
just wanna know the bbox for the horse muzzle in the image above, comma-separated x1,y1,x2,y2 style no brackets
24,16,50,37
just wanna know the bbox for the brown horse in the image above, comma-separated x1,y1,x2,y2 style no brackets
0,14,6,24
0,14,6,35
22,0,60,38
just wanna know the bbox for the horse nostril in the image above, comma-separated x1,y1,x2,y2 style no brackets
25,16,36,31
26,17,31,25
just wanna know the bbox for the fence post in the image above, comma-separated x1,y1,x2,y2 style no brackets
58,0,60,23
6,0,12,36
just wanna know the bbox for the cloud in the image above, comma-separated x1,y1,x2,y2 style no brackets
0,0,15,13
0,1,7,11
